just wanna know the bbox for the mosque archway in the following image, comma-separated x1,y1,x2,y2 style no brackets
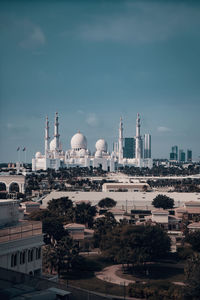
9,182,20,193
0,182,7,191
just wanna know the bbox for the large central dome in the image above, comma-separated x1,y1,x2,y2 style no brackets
71,132,87,150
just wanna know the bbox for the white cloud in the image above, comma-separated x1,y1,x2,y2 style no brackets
86,113,98,126
77,110,84,115
78,2,200,43
157,126,172,133
19,24,46,49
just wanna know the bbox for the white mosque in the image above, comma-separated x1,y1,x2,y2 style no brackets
32,113,152,172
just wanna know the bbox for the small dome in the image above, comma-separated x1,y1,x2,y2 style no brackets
71,132,87,150
95,150,102,158
35,151,42,158
95,139,107,152
50,138,56,151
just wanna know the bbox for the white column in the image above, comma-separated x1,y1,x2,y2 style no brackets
54,112,60,151
45,116,50,156
135,113,142,159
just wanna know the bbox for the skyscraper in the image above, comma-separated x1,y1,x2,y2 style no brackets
144,134,151,159
170,145,178,161
179,149,185,162
187,149,192,162
123,138,135,158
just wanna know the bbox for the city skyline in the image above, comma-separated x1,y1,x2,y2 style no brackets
0,0,200,162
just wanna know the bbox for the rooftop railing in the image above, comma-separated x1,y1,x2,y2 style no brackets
0,221,42,243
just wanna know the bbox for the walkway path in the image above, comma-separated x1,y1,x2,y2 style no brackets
95,264,136,286
95,264,185,287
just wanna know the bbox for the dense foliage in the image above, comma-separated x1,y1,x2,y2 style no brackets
184,253,200,299
152,194,174,209
98,197,117,208
185,231,200,252
128,281,183,300
100,224,171,265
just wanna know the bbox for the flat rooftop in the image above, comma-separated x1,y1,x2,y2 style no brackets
42,191,200,212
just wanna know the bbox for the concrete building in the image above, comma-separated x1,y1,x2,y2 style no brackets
21,201,40,214
151,209,169,225
188,222,200,232
102,182,150,192
0,199,43,276
0,175,25,194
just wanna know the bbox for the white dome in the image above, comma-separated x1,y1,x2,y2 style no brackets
35,151,42,158
95,139,107,152
50,138,56,151
95,150,102,158
71,132,87,150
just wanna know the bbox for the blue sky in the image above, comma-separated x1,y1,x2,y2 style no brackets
0,0,200,162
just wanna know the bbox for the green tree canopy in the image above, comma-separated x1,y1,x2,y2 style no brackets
100,224,171,265
184,253,200,299
43,235,79,276
185,231,200,252
152,194,174,210
74,202,97,228
43,218,67,245
98,197,117,208
93,212,117,248
47,197,73,216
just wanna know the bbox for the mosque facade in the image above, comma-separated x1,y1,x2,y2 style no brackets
32,113,152,172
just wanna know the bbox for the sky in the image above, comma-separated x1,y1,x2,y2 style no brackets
0,0,200,163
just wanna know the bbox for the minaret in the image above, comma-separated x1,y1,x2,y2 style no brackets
118,117,123,163
45,116,50,156
54,112,60,151
135,113,142,159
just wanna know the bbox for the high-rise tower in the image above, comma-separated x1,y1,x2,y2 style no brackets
135,113,142,159
45,116,50,156
54,112,60,151
187,149,192,162
144,134,151,158
118,117,123,163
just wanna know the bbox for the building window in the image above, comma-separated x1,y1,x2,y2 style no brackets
20,251,26,264
11,253,17,267
28,249,34,262
36,248,41,260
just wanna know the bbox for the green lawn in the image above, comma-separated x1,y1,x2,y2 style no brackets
60,255,125,296
59,255,185,296
116,263,185,283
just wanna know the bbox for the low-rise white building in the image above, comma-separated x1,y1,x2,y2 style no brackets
151,209,169,224
0,199,43,276
102,182,150,192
